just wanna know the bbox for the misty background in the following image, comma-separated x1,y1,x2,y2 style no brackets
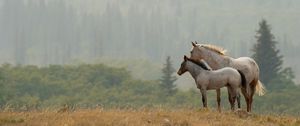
0,0,299,88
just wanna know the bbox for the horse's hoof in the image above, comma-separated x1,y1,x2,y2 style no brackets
234,109,250,118
204,108,208,111
198,108,209,112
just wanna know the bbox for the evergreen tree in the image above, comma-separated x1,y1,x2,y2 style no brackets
160,56,177,96
252,19,288,88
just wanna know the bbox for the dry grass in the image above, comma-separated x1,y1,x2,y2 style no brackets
0,108,299,126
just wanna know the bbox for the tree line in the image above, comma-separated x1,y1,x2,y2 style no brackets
0,63,203,111
0,60,299,115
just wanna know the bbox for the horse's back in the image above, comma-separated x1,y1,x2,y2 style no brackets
214,67,239,75
204,68,239,90
232,57,259,84
235,57,257,66
212,67,241,80
213,67,241,87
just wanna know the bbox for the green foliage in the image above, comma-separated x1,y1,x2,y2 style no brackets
0,68,4,104
252,19,283,87
0,63,191,109
252,19,295,90
0,63,300,116
159,56,177,97
269,67,296,90
253,86,300,115
250,20,298,115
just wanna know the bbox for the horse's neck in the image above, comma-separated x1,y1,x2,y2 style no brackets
203,50,233,69
200,59,212,70
186,61,204,80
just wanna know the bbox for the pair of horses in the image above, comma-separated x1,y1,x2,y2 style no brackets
177,42,265,112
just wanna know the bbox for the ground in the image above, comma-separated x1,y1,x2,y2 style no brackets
0,108,299,126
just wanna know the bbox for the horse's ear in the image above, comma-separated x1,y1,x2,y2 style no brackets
191,41,197,47
184,55,188,61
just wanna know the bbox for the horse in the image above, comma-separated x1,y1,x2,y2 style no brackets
199,59,241,112
190,41,266,112
177,55,246,111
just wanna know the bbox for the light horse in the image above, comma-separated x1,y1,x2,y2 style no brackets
192,58,242,111
177,55,246,111
199,59,242,110
190,42,266,112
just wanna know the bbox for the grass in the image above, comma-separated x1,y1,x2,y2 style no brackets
0,108,299,126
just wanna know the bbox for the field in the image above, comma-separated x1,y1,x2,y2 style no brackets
0,108,299,126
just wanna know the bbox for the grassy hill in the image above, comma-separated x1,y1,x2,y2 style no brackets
0,108,299,126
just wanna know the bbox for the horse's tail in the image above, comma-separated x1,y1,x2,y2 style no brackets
237,70,246,88
255,80,266,96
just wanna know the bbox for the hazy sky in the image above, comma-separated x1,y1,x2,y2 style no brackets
0,0,299,84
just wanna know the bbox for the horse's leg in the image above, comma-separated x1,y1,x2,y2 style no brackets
216,89,221,112
249,97,253,112
249,89,254,112
241,88,250,112
231,95,236,111
200,89,207,108
227,88,234,111
249,80,257,112
237,92,241,109
232,88,240,111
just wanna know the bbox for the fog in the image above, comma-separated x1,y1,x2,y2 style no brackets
0,0,299,83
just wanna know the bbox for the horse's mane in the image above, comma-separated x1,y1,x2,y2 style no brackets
199,44,227,55
186,59,210,71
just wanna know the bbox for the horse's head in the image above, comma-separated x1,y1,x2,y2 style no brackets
177,55,189,75
190,41,206,60
190,42,227,69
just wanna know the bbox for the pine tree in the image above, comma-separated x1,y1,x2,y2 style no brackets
160,56,177,96
251,19,283,87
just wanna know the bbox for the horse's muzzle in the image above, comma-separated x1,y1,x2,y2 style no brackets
177,70,182,75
